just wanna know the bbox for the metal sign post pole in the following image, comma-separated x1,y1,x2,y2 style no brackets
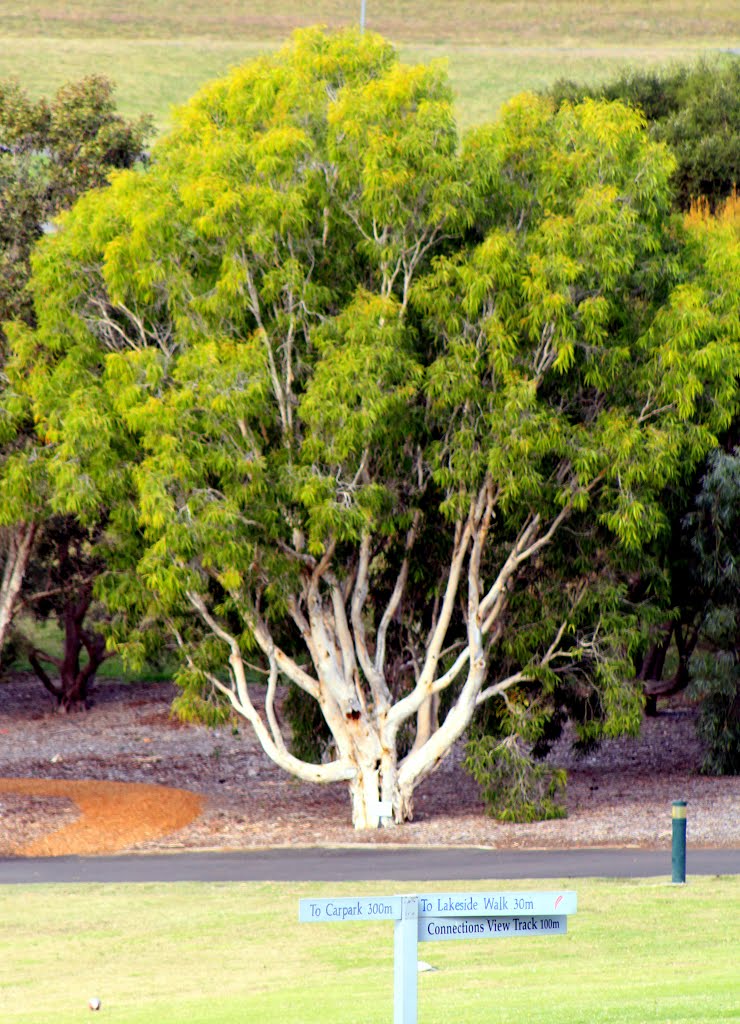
393,896,418,1024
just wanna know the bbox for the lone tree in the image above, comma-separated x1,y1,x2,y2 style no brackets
12,29,738,825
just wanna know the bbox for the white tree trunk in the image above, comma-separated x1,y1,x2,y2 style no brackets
0,524,37,652
184,477,577,830
410,693,439,756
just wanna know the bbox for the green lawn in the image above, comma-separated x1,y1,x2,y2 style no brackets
1,876,738,1023
0,1,737,130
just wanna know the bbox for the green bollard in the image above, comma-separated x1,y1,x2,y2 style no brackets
672,800,687,883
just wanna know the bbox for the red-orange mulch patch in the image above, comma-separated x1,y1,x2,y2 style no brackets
0,778,203,856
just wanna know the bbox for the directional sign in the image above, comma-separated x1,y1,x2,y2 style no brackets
300,890,577,1024
299,891,577,924
418,915,567,943
417,890,577,918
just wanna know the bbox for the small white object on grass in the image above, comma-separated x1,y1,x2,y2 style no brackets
88,997,101,1011
417,961,438,973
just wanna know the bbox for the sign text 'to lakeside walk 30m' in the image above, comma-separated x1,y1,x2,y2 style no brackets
299,890,577,1024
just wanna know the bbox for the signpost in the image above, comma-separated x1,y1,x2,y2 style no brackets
299,889,577,1023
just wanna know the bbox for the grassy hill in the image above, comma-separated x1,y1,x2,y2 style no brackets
1,2,739,131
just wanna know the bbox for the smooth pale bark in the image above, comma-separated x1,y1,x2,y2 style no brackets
185,474,582,830
410,693,439,756
0,524,37,653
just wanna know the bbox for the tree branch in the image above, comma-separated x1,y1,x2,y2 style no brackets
385,505,475,734
374,510,420,678
476,671,530,705
350,533,392,708
180,596,353,784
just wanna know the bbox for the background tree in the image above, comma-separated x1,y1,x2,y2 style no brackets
548,57,740,211
686,447,740,775
19,518,111,711
0,76,151,701
11,30,738,826
548,63,740,774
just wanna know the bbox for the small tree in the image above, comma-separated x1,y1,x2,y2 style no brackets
20,518,112,710
13,30,739,825
0,76,151,684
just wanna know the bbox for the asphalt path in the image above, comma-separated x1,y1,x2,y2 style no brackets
1,846,738,884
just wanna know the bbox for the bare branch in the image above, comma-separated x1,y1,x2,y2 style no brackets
311,536,336,587
182,595,352,783
429,646,470,695
374,511,420,677
476,671,530,705
328,577,358,685
264,655,285,749
26,647,63,670
385,510,474,733
188,589,321,699
350,533,392,708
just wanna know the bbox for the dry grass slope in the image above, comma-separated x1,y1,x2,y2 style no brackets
0,2,737,129
2,1,739,44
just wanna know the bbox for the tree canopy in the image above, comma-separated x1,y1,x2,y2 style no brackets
548,61,740,774
10,29,739,823
548,57,740,211
0,75,151,703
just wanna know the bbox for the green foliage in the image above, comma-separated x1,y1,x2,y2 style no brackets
170,683,232,729
284,685,333,764
10,29,740,814
45,76,152,209
692,642,740,776
464,733,567,822
686,448,740,775
0,75,152,702
0,73,152,519
0,74,151,332
549,58,740,211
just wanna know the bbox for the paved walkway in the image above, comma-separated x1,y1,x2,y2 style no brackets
2,846,738,884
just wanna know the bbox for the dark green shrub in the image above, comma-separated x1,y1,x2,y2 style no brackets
464,734,567,822
548,58,740,210
686,449,740,775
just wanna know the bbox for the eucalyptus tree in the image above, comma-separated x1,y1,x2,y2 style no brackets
12,29,738,825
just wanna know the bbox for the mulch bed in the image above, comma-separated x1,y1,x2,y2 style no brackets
1,672,738,856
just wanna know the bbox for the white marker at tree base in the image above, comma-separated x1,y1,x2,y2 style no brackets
299,890,577,1023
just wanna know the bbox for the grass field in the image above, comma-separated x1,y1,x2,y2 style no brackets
1,876,738,1023
1,2,738,130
